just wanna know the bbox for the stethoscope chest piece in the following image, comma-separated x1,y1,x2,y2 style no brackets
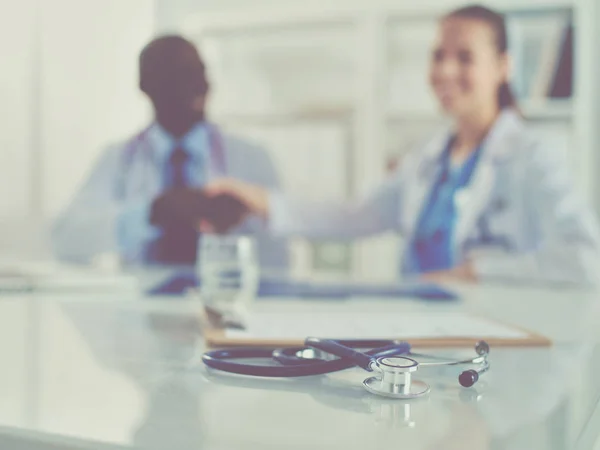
362,356,430,399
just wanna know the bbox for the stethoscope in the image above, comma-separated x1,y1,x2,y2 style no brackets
202,338,490,399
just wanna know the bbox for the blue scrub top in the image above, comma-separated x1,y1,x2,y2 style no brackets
405,138,483,274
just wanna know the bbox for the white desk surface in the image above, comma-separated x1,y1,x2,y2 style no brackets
0,280,599,450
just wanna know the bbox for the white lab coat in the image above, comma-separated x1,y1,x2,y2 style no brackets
52,126,289,269
269,110,600,285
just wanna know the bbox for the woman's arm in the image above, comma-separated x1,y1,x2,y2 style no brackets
203,175,404,241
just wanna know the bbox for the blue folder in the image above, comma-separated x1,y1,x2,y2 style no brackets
147,272,458,301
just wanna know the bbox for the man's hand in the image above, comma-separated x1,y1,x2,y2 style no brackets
204,193,249,233
421,262,478,284
199,178,269,233
150,188,207,230
150,187,250,234
203,178,269,218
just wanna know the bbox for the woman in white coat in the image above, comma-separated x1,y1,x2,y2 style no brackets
203,5,600,285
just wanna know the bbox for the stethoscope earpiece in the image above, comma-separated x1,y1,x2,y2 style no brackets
458,341,490,388
459,369,480,388
475,341,490,356
459,361,490,388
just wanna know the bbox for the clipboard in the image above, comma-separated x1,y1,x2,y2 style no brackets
201,308,552,348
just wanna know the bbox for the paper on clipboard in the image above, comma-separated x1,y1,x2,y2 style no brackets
205,311,551,348
225,312,527,340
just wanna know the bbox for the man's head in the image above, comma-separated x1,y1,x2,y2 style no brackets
139,35,209,134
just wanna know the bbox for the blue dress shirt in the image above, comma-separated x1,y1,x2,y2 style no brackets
405,139,482,274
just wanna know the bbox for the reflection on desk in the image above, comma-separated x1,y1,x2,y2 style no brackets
0,260,138,294
0,282,597,449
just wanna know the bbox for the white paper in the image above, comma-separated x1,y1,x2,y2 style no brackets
225,312,528,340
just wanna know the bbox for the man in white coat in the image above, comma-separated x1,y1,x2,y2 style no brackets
52,35,288,268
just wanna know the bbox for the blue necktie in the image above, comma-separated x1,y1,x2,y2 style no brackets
169,146,189,188
158,146,200,264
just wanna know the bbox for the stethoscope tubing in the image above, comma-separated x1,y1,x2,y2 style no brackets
202,340,410,378
408,353,487,367
274,347,486,369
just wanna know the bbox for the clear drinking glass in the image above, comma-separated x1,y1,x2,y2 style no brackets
197,235,260,314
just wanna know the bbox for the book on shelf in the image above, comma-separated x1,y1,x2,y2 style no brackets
508,11,573,106
548,24,573,99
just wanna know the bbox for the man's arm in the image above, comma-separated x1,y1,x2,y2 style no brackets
52,146,161,264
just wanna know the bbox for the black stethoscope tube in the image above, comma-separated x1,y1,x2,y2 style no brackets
202,340,410,378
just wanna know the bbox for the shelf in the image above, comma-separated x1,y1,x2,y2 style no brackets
386,111,442,122
212,108,355,126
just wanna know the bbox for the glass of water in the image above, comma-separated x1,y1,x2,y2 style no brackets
197,235,260,314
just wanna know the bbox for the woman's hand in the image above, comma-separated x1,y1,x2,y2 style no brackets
199,178,269,232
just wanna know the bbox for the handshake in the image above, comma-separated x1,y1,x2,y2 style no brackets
149,186,249,234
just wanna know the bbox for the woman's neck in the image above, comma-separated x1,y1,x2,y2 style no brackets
452,107,500,161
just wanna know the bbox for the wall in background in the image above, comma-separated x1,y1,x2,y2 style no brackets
0,0,155,258
0,0,37,220
155,0,584,28
582,0,600,214
40,0,155,218
0,0,155,223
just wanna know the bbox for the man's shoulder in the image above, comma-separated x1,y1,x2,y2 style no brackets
100,128,151,160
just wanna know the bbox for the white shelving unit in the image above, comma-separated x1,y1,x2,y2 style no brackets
181,0,597,281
